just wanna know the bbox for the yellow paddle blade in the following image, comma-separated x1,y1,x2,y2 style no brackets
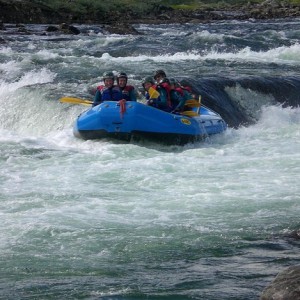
60,97,93,106
148,87,160,99
181,111,199,117
185,99,200,107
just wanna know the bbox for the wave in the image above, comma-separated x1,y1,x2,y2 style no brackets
0,67,299,134
91,43,300,65
202,44,300,64
0,68,56,94
181,75,300,128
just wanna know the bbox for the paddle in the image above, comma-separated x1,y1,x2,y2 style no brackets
148,87,160,99
185,99,200,107
59,97,93,106
196,95,202,114
181,110,199,117
182,96,201,116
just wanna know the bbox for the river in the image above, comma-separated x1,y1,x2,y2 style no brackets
0,18,300,299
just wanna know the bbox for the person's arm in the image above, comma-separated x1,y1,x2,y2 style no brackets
175,93,186,110
155,88,168,107
183,90,193,102
129,88,137,101
93,90,102,106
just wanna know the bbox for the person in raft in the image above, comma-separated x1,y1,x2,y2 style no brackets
92,71,123,106
169,77,195,113
116,72,137,102
153,69,167,84
142,76,172,112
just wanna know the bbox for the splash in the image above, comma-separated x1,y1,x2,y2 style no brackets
0,68,56,95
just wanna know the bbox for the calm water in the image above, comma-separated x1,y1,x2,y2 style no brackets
0,18,300,299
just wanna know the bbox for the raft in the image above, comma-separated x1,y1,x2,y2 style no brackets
73,101,227,145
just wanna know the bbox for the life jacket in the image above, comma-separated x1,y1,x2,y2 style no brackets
174,87,184,96
96,85,122,101
176,85,193,100
120,85,134,101
180,84,192,93
157,82,172,108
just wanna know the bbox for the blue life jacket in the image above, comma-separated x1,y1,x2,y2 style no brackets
97,85,123,101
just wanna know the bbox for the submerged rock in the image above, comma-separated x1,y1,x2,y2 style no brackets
283,229,300,240
261,265,300,300
102,23,140,35
59,23,80,35
0,20,5,30
45,24,80,35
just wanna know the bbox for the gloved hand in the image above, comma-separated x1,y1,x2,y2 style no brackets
147,98,156,105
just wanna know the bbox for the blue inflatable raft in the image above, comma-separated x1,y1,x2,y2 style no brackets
73,101,227,145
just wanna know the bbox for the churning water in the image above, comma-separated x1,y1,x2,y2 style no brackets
0,18,300,299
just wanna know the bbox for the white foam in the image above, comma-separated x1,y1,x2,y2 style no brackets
0,68,56,95
89,43,300,65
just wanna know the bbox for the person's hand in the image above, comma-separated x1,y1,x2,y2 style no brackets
147,98,155,105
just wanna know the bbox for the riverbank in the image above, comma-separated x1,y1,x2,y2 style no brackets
1,0,300,35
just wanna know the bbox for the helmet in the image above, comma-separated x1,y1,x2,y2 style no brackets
169,78,177,85
169,78,180,87
117,72,128,79
159,77,170,84
102,71,115,81
142,76,155,86
153,69,166,80
117,72,128,85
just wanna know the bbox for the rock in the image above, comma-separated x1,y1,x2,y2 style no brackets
283,229,300,240
158,14,171,20
261,265,300,300
103,23,140,35
68,25,80,35
16,23,31,34
59,23,80,35
0,20,5,30
46,25,59,32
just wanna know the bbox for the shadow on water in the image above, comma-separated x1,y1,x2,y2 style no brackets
180,75,300,128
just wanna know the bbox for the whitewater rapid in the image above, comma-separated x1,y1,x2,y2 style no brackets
0,18,300,299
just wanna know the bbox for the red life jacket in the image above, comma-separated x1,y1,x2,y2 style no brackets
120,85,134,101
122,85,134,92
186,86,192,92
174,87,184,96
181,85,192,93
157,82,172,107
